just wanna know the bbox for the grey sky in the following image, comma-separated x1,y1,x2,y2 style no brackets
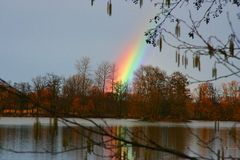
0,0,157,82
0,0,239,87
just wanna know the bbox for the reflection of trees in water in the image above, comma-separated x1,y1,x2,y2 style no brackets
60,126,187,159
1,121,240,159
4,127,18,150
192,128,216,158
187,126,240,159
167,127,189,159
229,124,240,148
130,126,189,160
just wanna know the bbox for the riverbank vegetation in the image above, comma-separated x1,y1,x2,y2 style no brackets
0,57,240,121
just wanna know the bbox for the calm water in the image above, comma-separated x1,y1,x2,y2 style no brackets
0,118,239,160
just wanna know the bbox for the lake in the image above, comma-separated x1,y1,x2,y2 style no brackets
0,117,239,160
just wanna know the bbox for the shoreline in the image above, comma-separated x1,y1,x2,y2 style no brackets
0,115,239,122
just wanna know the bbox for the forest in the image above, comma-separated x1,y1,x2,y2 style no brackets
0,57,240,121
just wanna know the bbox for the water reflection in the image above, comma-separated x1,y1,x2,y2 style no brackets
128,126,189,160
0,119,239,160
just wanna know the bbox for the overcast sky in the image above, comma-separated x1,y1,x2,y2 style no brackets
0,0,239,87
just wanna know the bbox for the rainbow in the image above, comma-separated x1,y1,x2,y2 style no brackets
116,36,148,83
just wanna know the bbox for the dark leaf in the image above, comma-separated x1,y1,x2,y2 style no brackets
188,32,194,39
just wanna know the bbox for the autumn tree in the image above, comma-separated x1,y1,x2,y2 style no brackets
113,81,129,117
32,75,47,116
13,82,32,113
0,80,20,113
221,81,240,120
193,83,220,119
45,73,64,116
168,72,190,119
133,65,166,96
63,74,81,113
133,65,167,118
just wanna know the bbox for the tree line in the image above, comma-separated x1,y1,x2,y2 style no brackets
0,57,239,121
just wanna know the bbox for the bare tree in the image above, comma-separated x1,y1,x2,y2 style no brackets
142,0,240,82
14,82,31,94
63,74,88,97
75,56,91,96
94,62,112,93
63,73,92,112
108,63,117,93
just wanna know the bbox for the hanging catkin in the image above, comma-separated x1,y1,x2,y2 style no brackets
198,55,201,71
198,57,201,71
140,0,143,8
229,36,234,56
159,36,163,52
212,64,217,79
166,0,171,8
109,1,112,16
107,0,112,16
185,55,188,69
175,20,180,37
178,53,180,67
207,44,214,58
193,55,201,71
175,51,178,63
195,56,198,68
